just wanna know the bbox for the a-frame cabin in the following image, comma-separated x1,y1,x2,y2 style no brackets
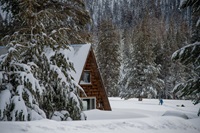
69,44,111,111
0,44,111,111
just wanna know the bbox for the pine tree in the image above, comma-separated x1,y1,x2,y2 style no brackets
120,14,164,100
156,18,190,99
0,0,90,121
172,0,200,115
118,29,133,98
96,19,120,97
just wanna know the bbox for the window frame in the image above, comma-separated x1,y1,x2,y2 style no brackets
82,97,96,111
80,70,91,85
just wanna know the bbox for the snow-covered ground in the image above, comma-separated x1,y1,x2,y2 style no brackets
0,97,200,133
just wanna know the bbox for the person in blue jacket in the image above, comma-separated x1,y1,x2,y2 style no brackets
159,99,163,105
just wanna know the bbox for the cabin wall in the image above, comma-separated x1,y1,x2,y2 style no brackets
80,50,111,111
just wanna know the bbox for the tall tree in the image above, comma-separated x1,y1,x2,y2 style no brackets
0,0,90,121
96,19,120,97
118,29,132,93
157,19,190,99
120,14,164,100
172,0,200,116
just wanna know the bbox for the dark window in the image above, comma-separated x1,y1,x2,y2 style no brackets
80,70,91,84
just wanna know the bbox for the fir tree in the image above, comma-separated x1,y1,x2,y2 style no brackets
96,19,120,97
172,0,200,115
120,14,164,100
156,18,190,99
0,0,90,121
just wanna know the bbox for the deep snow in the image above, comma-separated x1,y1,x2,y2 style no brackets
0,97,199,133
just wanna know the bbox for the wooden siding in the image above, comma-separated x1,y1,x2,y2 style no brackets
79,49,111,111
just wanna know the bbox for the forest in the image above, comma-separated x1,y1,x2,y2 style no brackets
0,0,199,121
84,0,199,100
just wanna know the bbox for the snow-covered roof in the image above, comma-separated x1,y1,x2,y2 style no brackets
68,44,91,83
0,44,92,83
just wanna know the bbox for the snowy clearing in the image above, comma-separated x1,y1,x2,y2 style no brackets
0,97,200,133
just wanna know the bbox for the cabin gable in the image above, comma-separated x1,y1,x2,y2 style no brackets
79,48,111,111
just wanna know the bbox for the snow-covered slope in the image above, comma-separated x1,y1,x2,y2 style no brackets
0,98,199,133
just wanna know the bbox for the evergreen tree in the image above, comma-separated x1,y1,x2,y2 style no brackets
118,29,133,98
120,14,164,100
0,0,90,121
96,19,120,97
156,19,190,99
172,0,200,115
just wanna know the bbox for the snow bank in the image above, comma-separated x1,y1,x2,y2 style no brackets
0,117,199,133
0,98,199,133
162,110,189,119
